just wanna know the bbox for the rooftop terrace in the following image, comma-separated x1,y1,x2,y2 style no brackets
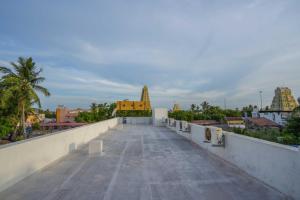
0,124,286,200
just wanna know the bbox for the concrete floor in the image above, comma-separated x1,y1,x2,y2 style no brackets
0,125,287,200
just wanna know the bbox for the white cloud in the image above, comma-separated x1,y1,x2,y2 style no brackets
1,0,300,109
230,50,300,107
73,40,182,70
0,60,10,66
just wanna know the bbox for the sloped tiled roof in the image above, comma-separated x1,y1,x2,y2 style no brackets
247,118,280,127
225,117,244,121
192,120,220,126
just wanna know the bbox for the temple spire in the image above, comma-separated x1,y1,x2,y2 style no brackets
141,85,151,110
271,87,298,111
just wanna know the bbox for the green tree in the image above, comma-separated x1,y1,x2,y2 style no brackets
190,104,196,112
223,109,242,117
242,105,255,117
43,109,55,118
201,101,210,111
285,107,300,138
0,86,19,139
75,102,116,123
0,57,50,139
91,102,98,120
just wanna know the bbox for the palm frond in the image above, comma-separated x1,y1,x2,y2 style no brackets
30,77,45,84
33,68,42,76
10,62,21,73
33,85,51,96
29,89,41,108
0,66,13,75
0,76,21,89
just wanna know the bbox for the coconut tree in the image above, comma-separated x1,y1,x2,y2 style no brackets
0,57,50,139
201,101,210,111
190,104,196,112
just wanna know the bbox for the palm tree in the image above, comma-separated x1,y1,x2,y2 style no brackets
0,57,50,139
196,105,200,112
201,101,210,111
190,104,196,112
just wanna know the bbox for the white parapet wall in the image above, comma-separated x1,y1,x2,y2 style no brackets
167,118,300,200
122,117,152,125
0,118,119,192
152,108,168,127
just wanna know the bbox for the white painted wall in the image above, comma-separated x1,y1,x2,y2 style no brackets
259,112,290,126
167,119,300,200
152,108,168,127
0,118,119,192
122,117,152,125
175,120,191,140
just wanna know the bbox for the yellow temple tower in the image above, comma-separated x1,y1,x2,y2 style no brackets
116,85,151,111
173,103,181,111
271,87,298,111
140,85,151,110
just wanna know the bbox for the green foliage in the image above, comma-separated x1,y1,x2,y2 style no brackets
284,108,300,138
231,107,300,145
169,102,242,122
0,119,14,138
75,112,95,123
0,89,19,139
32,122,40,130
168,111,194,121
75,103,116,123
231,127,300,145
42,109,56,118
15,135,24,141
0,57,50,140
170,101,300,145
116,110,152,117
241,105,256,117
222,109,242,117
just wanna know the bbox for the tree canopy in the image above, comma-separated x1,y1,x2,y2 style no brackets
169,102,242,122
0,57,50,140
75,103,116,123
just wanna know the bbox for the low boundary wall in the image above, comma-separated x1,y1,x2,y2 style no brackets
167,119,300,199
122,117,152,125
0,118,118,192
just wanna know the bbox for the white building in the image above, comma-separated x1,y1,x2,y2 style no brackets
258,111,291,126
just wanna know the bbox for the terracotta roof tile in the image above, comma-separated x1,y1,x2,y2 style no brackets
191,120,220,126
247,118,280,127
225,117,244,121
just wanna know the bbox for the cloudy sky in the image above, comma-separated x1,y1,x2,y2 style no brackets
0,0,300,110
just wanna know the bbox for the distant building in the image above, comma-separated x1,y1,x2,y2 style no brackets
173,103,181,112
224,117,245,129
116,85,151,111
270,87,298,111
256,87,298,126
258,111,291,126
56,106,87,123
116,100,151,111
40,122,87,130
245,118,280,130
251,106,260,118
140,85,151,110
26,113,45,124
191,120,220,126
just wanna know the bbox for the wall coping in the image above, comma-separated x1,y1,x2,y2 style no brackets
0,118,118,150
189,121,299,152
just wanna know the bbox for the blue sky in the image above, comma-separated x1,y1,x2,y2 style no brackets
1,0,300,110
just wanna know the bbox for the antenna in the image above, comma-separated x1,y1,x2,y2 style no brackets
259,91,263,110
